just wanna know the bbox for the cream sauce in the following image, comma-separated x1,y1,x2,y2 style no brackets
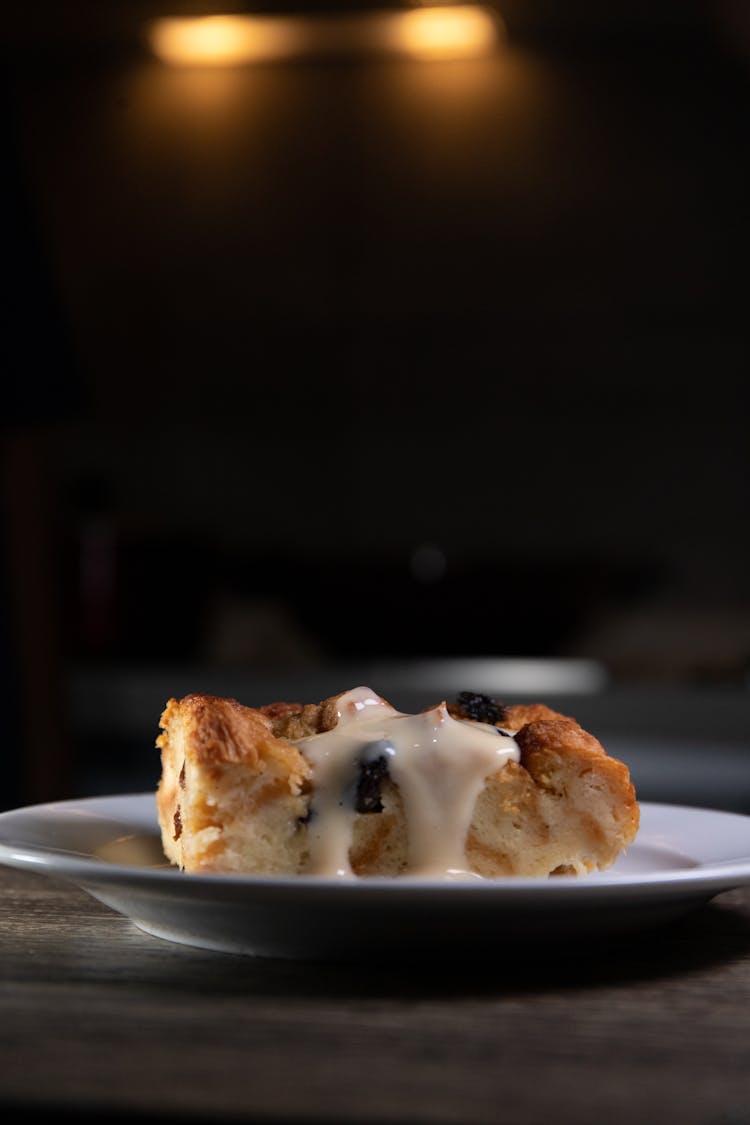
295,686,519,879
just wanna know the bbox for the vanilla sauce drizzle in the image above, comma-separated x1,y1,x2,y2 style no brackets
295,686,519,879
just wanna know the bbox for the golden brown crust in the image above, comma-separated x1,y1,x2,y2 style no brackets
261,694,342,740
515,717,603,758
501,703,573,729
516,718,634,796
259,701,303,721
157,693,311,778
158,694,268,766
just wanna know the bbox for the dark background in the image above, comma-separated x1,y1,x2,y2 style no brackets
1,0,749,807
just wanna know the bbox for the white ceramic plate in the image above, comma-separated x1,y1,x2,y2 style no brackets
1,794,749,960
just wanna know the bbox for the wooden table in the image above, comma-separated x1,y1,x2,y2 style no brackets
2,866,749,1124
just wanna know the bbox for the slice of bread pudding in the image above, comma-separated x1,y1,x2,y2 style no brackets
156,687,639,879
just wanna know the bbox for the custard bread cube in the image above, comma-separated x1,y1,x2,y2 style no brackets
156,694,313,874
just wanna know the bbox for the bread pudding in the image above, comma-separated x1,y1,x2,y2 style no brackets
156,686,639,879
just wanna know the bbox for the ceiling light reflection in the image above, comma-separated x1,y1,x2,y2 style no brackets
148,7,502,68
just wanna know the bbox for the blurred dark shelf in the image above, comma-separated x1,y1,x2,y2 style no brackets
63,660,750,814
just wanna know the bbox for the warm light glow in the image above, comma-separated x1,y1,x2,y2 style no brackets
391,7,499,59
148,16,305,66
148,8,502,68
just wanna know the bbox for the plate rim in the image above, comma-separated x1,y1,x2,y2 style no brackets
1,792,749,897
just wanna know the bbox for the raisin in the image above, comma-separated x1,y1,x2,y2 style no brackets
453,691,507,725
355,755,389,814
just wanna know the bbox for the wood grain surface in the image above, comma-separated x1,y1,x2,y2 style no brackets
1,866,749,1125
